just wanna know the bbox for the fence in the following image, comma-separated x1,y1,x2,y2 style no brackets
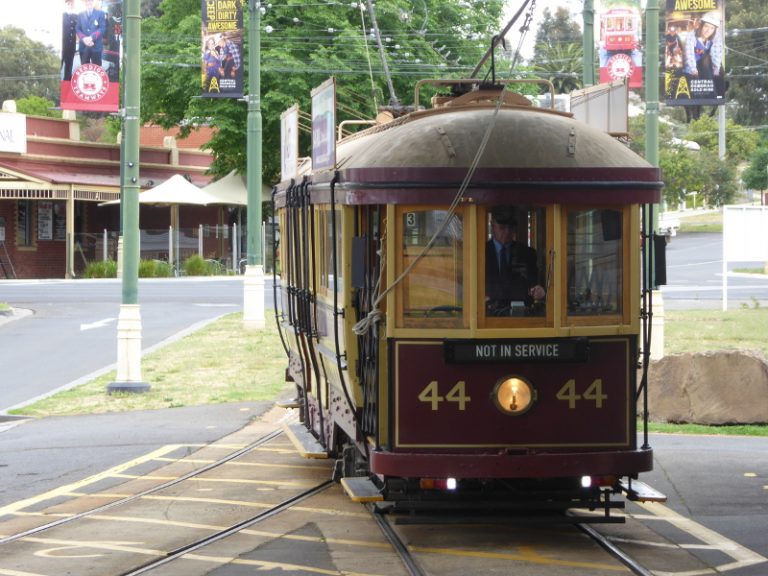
73,223,278,276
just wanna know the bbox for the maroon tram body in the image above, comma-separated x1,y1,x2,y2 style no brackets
273,81,664,514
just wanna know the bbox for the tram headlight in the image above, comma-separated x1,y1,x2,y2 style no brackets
492,376,536,416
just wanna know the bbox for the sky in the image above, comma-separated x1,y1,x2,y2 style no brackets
1,0,582,59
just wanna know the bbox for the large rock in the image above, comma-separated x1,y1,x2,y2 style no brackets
644,350,768,424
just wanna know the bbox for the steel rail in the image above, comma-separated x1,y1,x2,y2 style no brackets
0,428,284,545
119,480,335,576
577,522,655,576
368,504,427,576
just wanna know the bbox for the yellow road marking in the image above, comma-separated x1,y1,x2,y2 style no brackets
153,457,324,470
182,552,387,575
110,473,320,488
0,445,185,516
15,535,385,576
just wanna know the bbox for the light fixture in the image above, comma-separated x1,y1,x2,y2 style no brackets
492,376,536,416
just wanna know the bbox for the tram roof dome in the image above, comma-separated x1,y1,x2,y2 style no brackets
335,105,651,171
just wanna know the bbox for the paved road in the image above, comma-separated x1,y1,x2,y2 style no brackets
662,231,768,310
0,276,276,412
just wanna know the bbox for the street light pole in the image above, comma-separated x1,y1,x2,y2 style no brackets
109,0,149,392
243,0,265,329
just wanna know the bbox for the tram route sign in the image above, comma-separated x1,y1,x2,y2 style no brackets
444,337,589,364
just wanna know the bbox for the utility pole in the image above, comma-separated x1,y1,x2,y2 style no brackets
243,0,265,329
109,0,149,392
582,0,595,86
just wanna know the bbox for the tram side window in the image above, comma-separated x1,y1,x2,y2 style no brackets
485,205,547,318
566,208,623,316
320,208,342,294
399,208,465,328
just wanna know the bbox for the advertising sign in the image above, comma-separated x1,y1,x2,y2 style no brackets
664,0,726,106
311,78,336,172
281,105,299,182
201,0,244,98
598,0,644,88
60,0,122,112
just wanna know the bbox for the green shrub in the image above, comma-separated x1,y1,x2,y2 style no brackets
138,259,175,277
84,259,117,278
138,259,157,277
184,254,208,276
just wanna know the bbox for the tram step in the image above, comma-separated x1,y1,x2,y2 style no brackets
282,423,329,459
619,479,667,503
341,476,384,503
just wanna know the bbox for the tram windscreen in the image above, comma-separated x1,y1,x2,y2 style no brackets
399,208,465,328
566,208,623,316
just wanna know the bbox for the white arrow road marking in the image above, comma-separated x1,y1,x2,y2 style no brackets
79,317,117,331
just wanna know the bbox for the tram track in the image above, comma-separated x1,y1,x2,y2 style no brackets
0,427,284,546
118,479,334,576
577,521,654,576
368,504,427,576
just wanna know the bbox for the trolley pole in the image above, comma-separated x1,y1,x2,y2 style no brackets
109,0,149,393
243,0,265,329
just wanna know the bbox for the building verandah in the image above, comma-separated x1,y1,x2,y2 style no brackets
0,104,224,279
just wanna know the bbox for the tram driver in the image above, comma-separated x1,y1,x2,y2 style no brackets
485,206,545,316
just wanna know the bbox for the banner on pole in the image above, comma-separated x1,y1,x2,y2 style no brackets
664,0,726,107
597,0,644,88
201,0,244,98
60,0,122,112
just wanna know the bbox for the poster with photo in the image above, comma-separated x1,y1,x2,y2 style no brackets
664,0,726,106
60,0,122,112
597,0,644,88
201,0,244,98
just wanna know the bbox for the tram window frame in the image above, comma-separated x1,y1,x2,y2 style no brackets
481,204,552,328
562,206,629,325
394,205,467,330
318,206,342,297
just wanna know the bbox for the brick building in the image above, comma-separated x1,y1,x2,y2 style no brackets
0,102,227,279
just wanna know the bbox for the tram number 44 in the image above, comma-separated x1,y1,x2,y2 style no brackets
416,379,607,411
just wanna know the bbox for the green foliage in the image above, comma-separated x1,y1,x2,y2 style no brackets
138,259,174,277
15,96,61,118
140,0,505,183
531,42,583,94
685,115,759,163
719,0,768,127
0,26,59,104
742,147,768,192
183,254,209,276
84,259,118,278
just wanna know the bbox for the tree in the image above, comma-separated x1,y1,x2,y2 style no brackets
532,6,582,52
718,0,768,127
140,0,505,182
685,115,759,164
15,96,61,118
742,147,768,196
0,26,59,104
528,6,583,94
531,42,583,94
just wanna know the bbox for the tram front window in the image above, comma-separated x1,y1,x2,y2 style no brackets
485,205,547,318
566,208,624,316
398,208,465,328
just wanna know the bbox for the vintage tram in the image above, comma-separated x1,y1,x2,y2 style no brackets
273,77,665,517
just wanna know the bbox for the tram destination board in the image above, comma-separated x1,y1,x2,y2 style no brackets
444,337,589,364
